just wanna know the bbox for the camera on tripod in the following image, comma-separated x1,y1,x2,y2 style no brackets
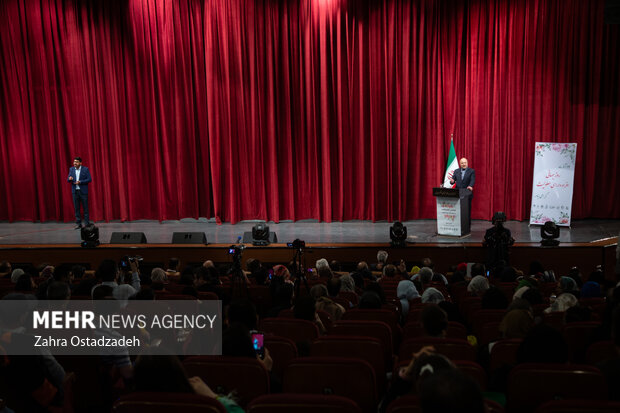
287,239,306,249
228,244,245,259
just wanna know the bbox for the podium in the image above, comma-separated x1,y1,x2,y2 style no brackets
432,187,471,236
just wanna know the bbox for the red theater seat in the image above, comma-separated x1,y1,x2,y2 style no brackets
586,340,618,365
182,356,269,407
399,337,476,362
330,320,393,369
386,395,505,413
259,318,320,345
283,357,377,413
402,321,467,340
489,338,522,372
112,392,227,413
562,321,601,363
311,335,386,393
247,394,362,413
506,363,608,413
342,309,402,350
264,335,298,381
534,399,620,413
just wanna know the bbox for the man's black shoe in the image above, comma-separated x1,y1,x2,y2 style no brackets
74,225,82,230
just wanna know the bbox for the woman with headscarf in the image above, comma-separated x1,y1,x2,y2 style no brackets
558,276,579,297
544,293,578,314
580,281,601,298
467,275,490,297
499,309,534,340
421,287,444,304
397,280,420,318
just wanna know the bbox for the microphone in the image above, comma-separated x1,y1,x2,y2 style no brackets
237,236,242,244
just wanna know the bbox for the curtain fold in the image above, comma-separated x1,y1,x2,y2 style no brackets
1,0,618,223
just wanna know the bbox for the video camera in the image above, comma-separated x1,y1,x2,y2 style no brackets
287,239,306,249
120,255,143,270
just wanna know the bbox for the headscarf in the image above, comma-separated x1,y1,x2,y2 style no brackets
467,275,490,296
41,266,54,279
310,284,328,299
410,265,421,275
340,274,356,292
499,309,533,339
421,287,444,304
580,281,601,298
544,293,578,313
397,280,420,316
559,276,578,293
513,286,530,300
11,268,25,283
273,265,291,283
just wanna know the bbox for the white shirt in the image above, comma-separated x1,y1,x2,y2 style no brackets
75,167,81,190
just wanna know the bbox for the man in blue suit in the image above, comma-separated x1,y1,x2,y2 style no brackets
450,158,475,228
67,157,92,229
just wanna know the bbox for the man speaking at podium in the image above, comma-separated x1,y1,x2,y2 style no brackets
450,158,475,227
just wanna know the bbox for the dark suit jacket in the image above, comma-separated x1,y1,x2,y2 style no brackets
67,166,92,194
452,167,475,189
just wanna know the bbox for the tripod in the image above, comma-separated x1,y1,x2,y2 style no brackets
228,245,248,298
290,242,309,296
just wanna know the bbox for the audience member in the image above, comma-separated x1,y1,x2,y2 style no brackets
134,354,244,412
481,285,509,309
421,304,448,337
467,275,490,296
397,280,420,318
421,287,444,304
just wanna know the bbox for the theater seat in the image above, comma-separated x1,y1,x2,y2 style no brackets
283,357,377,413
259,318,320,345
399,337,476,362
489,339,522,373
330,320,393,369
563,321,601,363
342,309,402,349
247,394,362,413
506,363,608,413
311,335,387,393
264,335,298,381
385,395,505,413
585,340,618,365
112,392,227,412
534,399,620,413
182,356,269,407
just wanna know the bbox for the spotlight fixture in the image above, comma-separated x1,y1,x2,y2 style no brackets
242,222,278,246
81,223,100,248
540,221,560,246
390,221,408,247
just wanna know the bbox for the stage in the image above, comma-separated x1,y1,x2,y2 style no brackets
0,219,618,245
0,219,617,281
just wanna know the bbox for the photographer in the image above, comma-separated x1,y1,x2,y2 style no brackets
483,212,515,268
94,258,141,298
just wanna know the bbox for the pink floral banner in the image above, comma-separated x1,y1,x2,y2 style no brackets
529,142,577,226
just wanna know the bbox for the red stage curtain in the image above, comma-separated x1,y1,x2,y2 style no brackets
1,0,618,223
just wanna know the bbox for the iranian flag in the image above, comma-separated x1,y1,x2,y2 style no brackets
443,138,458,188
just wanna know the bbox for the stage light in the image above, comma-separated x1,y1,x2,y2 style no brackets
540,221,560,246
390,221,407,247
81,223,100,248
242,222,278,246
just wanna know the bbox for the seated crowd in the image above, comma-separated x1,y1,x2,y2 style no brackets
0,251,619,413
